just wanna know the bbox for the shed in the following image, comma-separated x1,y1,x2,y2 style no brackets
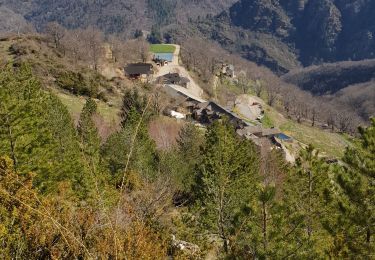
158,73,190,87
124,63,153,81
193,101,247,128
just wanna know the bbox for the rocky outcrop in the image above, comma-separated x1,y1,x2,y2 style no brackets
298,0,342,64
229,0,294,39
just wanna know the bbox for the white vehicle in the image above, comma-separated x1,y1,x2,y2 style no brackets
170,110,186,119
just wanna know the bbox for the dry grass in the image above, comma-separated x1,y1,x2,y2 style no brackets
55,91,121,125
265,105,351,158
149,116,185,150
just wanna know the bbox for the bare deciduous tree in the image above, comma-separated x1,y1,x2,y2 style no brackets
336,112,354,133
266,84,279,107
81,27,104,71
61,29,83,64
138,39,150,62
45,22,66,50
236,71,250,94
253,79,263,97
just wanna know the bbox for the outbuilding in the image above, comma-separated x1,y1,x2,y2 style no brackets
124,63,154,82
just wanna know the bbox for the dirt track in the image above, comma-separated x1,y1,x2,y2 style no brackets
154,44,204,98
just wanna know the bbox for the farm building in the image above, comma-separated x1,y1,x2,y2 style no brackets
163,84,206,103
237,126,283,147
153,57,168,67
157,73,190,87
124,63,154,82
192,101,248,128
237,126,281,138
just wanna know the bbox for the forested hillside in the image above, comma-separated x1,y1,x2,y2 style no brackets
0,63,374,258
0,1,374,258
191,0,375,74
3,0,375,71
0,0,236,35
282,59,375,121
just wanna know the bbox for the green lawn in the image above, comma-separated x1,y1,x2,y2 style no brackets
150,44,176,53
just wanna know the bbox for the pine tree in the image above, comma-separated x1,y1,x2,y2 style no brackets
0,64,49,172
0,64,85,193
231,149,293,259
337,118,375,257
120,89,148,126
101,109,157,187
77,98,101,171
176,123,204,192
192,120,260,255
282,145,335,258
44,94,86,192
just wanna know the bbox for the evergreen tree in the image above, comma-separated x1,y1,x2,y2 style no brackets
120,89,149,126
192,120,260,255
101,109,157,187
147,26,163,44
0,64,84,193
337,118,375,257
231,149,293,259
77,98,101,171
40,94,86,192
176,123,204,192
0,64,49,172
282,145,335,258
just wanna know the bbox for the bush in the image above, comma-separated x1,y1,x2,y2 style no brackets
55,71,107,98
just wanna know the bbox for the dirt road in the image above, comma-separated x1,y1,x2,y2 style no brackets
154,44,204,98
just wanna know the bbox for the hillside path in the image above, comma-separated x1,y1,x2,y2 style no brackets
154,44,204,98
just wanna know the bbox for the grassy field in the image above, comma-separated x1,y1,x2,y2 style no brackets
150,44,176,53
265,106,352,158
55,92,121,124
0,38,15,62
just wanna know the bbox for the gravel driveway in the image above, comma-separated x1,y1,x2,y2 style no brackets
154,44,204,98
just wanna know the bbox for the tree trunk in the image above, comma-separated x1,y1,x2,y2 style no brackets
262,201,268,252
307,170,313,239
312,111,316,127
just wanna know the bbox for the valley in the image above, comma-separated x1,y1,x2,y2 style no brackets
0,1,374,259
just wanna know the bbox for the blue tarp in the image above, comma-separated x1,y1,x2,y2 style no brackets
154,53,174,62
277,133,292,141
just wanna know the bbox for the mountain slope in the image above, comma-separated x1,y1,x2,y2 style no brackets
0,5,33,35
282,59,375,120
1,0,237,34
192,0,375,73
4,0,375,73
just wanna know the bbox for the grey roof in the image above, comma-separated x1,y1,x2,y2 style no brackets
239,126,281,137
195,101,248,125
262,128,281,137
243,126,263,135
158,73,190,85
163,84,206,103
